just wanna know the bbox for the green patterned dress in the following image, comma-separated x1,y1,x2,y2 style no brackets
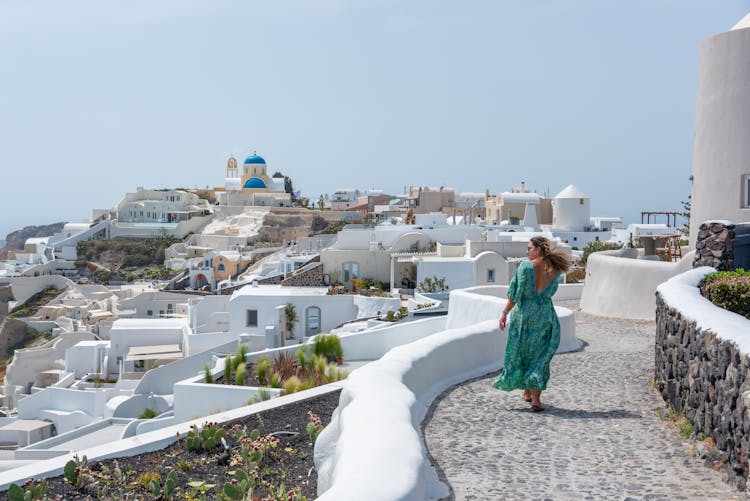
493,260,560,392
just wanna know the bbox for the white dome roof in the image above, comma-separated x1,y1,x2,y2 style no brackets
554,184,588,199
731,12,750,31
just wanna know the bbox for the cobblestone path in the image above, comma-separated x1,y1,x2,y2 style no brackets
423,304,746,501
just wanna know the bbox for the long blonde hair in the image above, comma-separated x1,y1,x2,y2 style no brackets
530,236,572,274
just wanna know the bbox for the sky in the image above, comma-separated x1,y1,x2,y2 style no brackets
1,0,749,240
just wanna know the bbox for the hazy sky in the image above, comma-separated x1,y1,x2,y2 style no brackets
1,0,748,240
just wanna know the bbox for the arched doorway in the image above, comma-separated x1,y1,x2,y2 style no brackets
305,306,321,337
195,274,208,289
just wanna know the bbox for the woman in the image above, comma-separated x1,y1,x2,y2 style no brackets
492,236,571,411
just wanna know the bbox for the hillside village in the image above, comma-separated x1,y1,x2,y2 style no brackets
1,12,750,497
0,152,680,458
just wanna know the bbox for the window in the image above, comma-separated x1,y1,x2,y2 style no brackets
236,263,241,274
487,269,495,283
217,263,225,272
744,174,750,208
595,236,600,242
147,310,153,316
342,262,359,283
246,309,258,327
573,236,578,242
579,198,584,205
167,304,173,310
306,306,321,336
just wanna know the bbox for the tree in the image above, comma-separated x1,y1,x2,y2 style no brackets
284,303,297,338
681,175,693,236
273,171,295,199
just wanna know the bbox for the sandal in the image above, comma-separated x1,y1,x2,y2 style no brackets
531,404,544,412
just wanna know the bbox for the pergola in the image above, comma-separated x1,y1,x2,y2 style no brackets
641,211,680,227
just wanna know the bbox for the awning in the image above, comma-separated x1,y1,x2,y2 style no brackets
125,344,183,362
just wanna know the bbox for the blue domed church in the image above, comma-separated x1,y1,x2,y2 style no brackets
217,152,292,206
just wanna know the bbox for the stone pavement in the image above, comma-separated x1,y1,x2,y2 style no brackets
423,301,747,501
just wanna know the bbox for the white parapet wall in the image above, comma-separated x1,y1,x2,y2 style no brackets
580,250,694,320
463,283,584,302
314,287,578,501
657,266,750,350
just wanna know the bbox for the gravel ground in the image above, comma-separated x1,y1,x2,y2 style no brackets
424,303,747,501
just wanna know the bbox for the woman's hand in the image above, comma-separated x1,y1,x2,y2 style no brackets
499,312,507,330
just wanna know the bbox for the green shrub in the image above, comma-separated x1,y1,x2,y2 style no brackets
416,276,448,293
234,362,247,386
313,334,343,363
254,356,273,385
701,269,750,320
204,363,213,384
580,241,622,267
224,355,233,382
139,408,158,419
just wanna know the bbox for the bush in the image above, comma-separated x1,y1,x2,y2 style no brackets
254,356,273,386
417,276,448,293
580,241,621,267
700,269,750,320
139,408,158,419
312,334,343,363
566,268,586,284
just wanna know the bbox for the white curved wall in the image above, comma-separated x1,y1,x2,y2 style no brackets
690,24,750,247
580,250,694,320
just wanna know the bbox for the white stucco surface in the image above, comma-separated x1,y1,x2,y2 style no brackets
580,250,694,320
689,22,750,246
657,266,750,354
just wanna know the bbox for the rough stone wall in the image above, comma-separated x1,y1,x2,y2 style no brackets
0,318,34,360
257,275,283,285
258,208,345,244
281,262,324,287
694,221,736,270
655,292,750,488
0,285,11,318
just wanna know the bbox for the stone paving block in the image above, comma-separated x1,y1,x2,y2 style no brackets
424,304,748,501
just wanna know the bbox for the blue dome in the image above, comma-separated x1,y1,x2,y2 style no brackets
244,154,266,165
243,177,268,189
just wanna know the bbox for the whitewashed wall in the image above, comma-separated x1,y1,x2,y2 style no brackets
580,250,694,320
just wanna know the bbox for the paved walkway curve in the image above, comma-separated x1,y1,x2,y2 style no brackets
424,303,747,501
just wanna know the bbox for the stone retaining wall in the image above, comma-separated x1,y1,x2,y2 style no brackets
280,263,324,287
655,292,750,489
693,221,736,270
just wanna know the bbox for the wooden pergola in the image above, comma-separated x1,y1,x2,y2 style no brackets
641,211,680,227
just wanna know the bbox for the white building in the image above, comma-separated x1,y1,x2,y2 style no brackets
116,188,211,225
229,285,358,350
552,185,590,231
108,318,188,376
330,189,360,210
321,223,483,287
412,232,570,290
688,16,750,245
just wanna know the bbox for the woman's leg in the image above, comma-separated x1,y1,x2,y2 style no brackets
530,390,543,411
523,389,531,402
